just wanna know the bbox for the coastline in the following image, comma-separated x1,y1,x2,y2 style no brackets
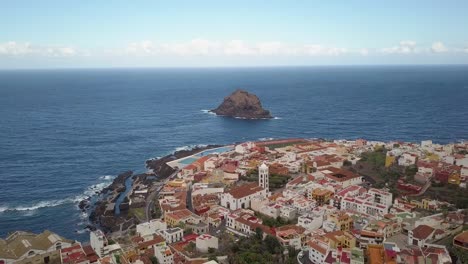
82,144,224,236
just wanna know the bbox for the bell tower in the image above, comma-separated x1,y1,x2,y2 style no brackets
258,163,269,190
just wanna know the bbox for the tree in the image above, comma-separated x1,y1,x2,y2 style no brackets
264,235,282,254
150,256,159,264
185,242,196,252
208,247,216,254
255,227,264,240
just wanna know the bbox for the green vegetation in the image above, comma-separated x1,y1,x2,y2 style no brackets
360,147,386,169
152,201,162,219
150,256,159,264
129,208,145,219
425,185,468,208
404,165,418,183
255,213,296,227
185,242,196,253
227,233,296,264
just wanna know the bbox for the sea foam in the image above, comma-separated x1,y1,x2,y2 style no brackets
0,175,114,213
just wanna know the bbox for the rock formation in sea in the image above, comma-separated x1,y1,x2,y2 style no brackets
210,89,273,119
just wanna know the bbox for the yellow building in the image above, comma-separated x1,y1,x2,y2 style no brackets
448,172,461,185
164,209,193,227
312,188,334,206
324,230,356,249
167,178,186,187
385,156,396,167
328,212,354,231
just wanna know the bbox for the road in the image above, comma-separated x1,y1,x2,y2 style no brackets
145,169,180,221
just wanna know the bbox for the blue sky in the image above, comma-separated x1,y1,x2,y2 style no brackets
1,1,468,68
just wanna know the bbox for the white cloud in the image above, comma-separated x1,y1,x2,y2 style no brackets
431,42,448,53
124,39,351,57
381,40,418,54
359,48,369,56
0,41,78,57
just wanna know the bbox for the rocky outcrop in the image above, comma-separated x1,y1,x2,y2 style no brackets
211,89,272,119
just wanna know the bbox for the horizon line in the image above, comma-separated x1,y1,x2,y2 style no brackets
1,63,468,71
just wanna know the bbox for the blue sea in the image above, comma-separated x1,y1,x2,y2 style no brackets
0,66,467,241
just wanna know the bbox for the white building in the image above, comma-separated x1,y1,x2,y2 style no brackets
90,230,108,258
398,153,418,166
408,225,435,247
136,219,167,239
158,228,183,244
196,234,219,253
279,206,297,220
235,142,255,154
298,213,323,231
221,182,268,210
154,244,173,264
308,240,329,264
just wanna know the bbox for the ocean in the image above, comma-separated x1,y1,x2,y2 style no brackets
0,66,467,241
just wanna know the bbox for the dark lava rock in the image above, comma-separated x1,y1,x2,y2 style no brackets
145,145,222,177
210,89,272,119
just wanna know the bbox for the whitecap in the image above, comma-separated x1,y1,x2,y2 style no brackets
2,199,70,212
75,229,87,234
201,109,216,115
1,176,114,214
174,144,208,152
99,175,114,180
258,137,275,141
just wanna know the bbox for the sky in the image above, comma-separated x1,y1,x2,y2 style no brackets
1,0,468,68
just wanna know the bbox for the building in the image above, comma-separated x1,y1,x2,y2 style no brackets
320,167,363,188
258,163,269,190
89,230,121,258
159,228,183,244
153,243,173,264
326,212,354,232
220,182,268,210
136,219,167,239
307,239,329,264
311,188,334,206
164,209,201,227
453,230,468,250
60,243,89,264
366,244,396,264
275,225,306,250
195,234,218,253
226,210,272,236
297,213,323,231
0,230,74,264
408,225,435,247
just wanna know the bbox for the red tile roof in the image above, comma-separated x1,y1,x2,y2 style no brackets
227,182,264,199
412,225,435,240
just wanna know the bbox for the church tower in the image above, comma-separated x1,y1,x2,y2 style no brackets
258,163,269,190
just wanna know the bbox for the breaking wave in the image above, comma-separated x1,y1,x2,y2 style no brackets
200,109,216,115
0,175,114,213
174,144,208,152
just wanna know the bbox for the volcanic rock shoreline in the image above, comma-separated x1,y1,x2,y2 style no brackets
210,89,273,119
85,145,222,234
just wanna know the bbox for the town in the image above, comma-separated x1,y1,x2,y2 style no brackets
1,138,468,264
